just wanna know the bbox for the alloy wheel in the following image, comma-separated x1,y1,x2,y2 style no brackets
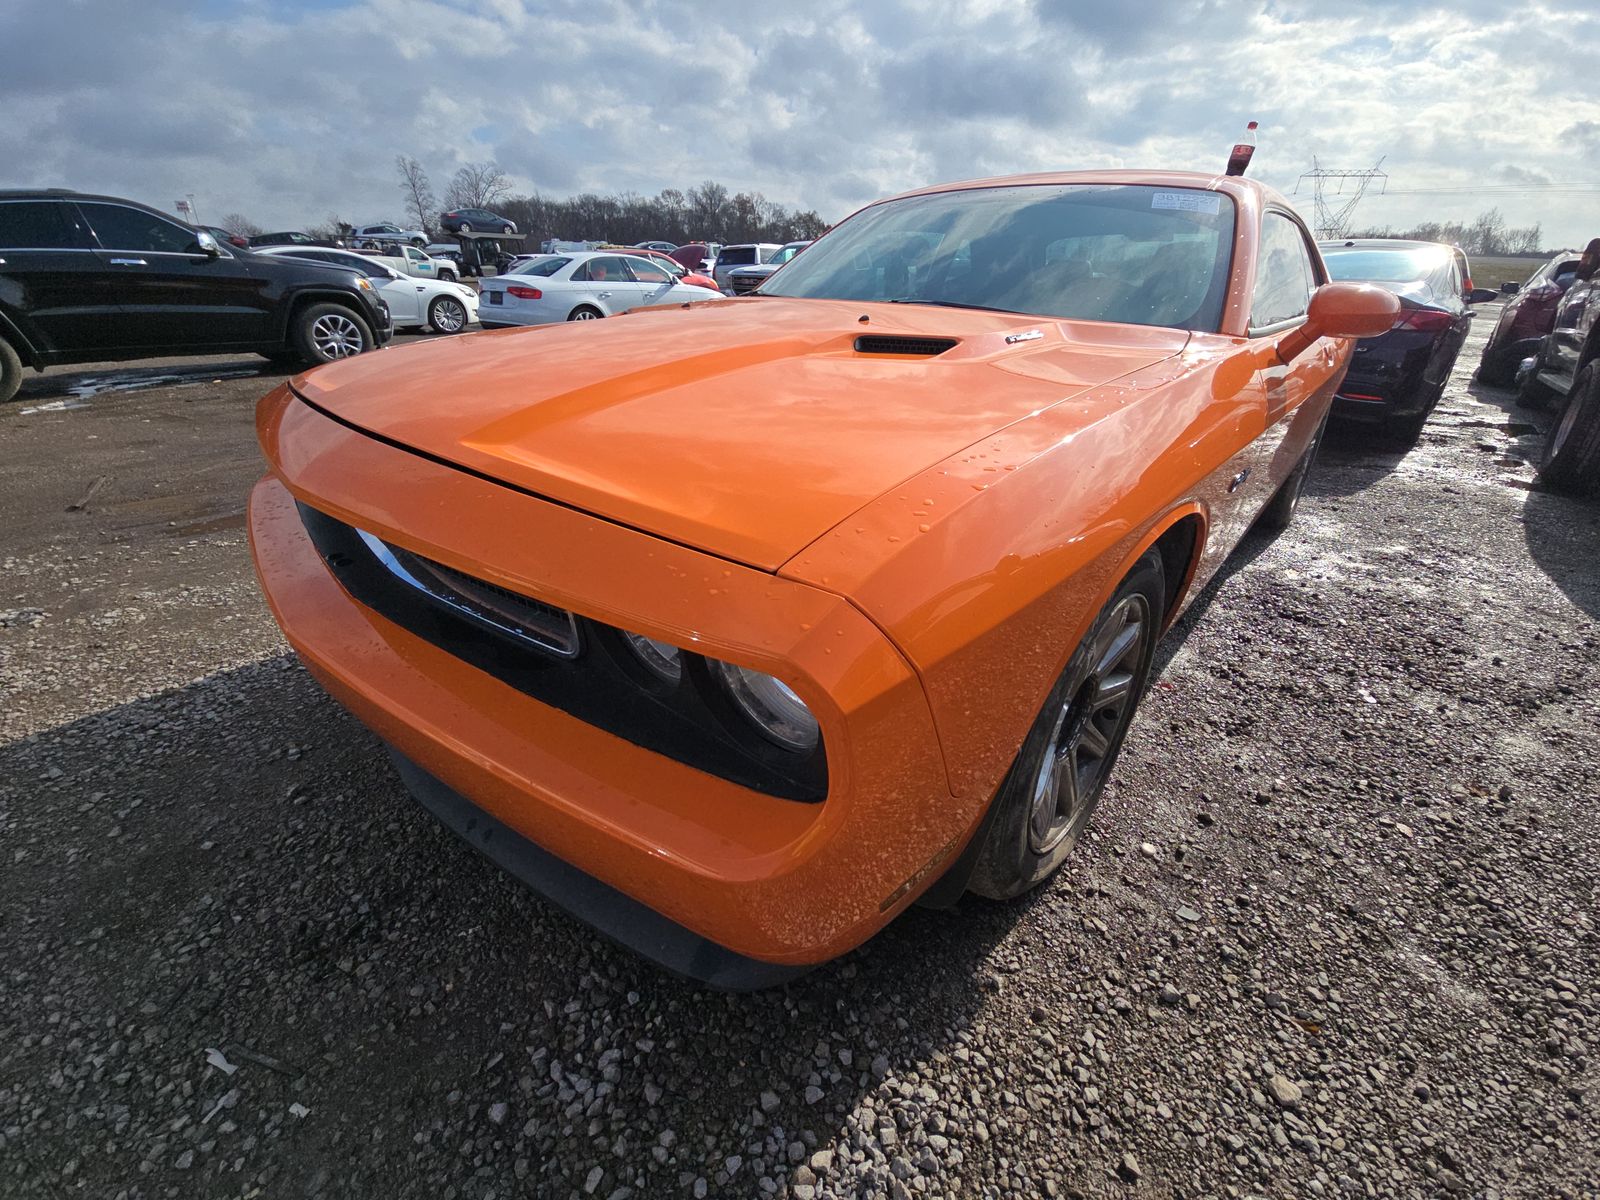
310,312,364,359
432,298,467,333
1027,594,1151,853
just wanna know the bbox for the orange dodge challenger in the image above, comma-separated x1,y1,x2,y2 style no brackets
250,170,1396,986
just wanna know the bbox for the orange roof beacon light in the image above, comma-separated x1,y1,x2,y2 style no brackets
1226,121,1258,177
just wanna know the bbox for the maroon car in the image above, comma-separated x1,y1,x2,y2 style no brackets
669,242,714,273
1478,250,1583,385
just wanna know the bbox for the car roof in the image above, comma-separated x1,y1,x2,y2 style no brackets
1318,238,1454,253
878,168,1294,210
0,188,169,211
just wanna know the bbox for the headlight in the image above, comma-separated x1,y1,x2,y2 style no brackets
713,662,819,752
622,631,682,684
356,277,374,290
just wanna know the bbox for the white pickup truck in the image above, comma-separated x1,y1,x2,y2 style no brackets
354,244,460,282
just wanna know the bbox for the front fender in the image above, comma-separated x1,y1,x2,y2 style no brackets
783,345,1256,802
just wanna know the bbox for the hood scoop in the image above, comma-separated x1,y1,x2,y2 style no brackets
853,334,958,356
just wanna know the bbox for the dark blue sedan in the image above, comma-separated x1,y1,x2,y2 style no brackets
1319,239,1495,445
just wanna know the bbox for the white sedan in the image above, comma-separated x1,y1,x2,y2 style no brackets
478,251,724,326
255,246,478,334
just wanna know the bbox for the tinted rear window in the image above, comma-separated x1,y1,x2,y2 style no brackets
719,247,757,266
0,201,87,249
1322,248,1446,284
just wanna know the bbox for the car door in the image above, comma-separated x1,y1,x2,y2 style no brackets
1202,210,1334,565
75,200,273,349
0,197,109,357
572,256,645,313
404,247,436,278
621,255,679,306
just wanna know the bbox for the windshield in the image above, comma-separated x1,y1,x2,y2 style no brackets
760,184,1237,331
1322,248,1447,284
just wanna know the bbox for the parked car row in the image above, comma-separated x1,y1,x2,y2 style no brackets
1508,238,1600,490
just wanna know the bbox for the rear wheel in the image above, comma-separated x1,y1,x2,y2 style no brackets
428,294,469,334
459,221,473,234
968,551,1164,900
1538,360,1600,495
291,303,374,365
568,305,603,321
0,337,22,406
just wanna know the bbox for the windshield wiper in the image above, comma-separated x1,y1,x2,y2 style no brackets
884,298,1022,315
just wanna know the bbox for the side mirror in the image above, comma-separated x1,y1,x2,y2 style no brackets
1277,282,1398,363
1500,281,1520,296
193,230,221,257
1467,288,1499,304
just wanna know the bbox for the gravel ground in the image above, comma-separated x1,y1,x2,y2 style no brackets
2,314,1596,1199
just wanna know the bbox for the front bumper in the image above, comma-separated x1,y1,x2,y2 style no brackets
248,387,963,975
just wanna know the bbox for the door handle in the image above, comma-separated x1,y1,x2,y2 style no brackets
109,257,147,266
597,291,611,298
1228,468,1251,493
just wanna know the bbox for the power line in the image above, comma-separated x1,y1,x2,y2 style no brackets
1295,157,1388,239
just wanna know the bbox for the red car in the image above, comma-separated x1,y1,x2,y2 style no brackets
1478,250,1584,385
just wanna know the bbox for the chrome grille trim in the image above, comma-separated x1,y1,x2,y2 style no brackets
355,529,581,659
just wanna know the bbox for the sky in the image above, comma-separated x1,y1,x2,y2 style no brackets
3,0,1599,248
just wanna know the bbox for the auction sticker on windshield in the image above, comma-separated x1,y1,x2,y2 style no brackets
1151,191,1222,215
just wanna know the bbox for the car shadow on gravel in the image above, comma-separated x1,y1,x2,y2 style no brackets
1,655,1025,1198
1523,488,1600,621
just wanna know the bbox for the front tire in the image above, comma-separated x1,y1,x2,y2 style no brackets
502,223,514,235
0,337,22,406
428,294,469,335
291,303,374,365
1538,360,1600,495
968,550,1164,900
567,305,603,321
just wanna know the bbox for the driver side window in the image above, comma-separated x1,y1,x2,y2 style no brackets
77,203,200,254
1250,213,1317,331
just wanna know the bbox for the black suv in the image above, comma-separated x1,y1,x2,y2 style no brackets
0,190,392,405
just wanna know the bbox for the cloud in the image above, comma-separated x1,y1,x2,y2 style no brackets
1,0,1597,245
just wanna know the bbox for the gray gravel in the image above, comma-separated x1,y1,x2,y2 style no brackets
2,315,1597,1197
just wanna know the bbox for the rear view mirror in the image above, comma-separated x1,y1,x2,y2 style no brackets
1277,282,1399,362
1467,288,1499,304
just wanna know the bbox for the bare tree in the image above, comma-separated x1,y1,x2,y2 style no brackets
396,156,437,235
217,212,263,237
307,214,352,243
443,162,512,211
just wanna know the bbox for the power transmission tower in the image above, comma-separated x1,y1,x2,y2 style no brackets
1295,157,1388,239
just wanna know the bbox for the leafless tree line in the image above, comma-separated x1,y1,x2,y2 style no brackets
1352,208,1546,257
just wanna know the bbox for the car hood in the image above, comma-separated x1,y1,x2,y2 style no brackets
293,298,1188,570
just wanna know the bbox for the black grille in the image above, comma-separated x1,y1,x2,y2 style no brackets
297,503,827,802
853,335,958,356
